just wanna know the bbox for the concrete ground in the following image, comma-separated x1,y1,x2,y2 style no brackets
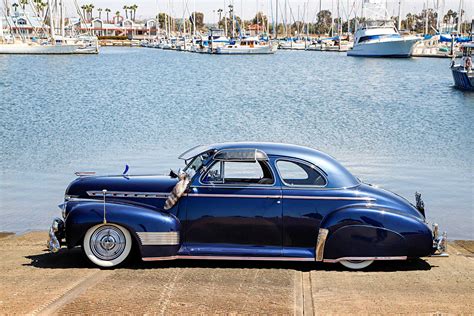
0,232,473,315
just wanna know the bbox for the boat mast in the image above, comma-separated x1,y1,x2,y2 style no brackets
193,0,196,36
60,0,65,39
275,0,278,38
47,0,56,42
397,0,401,31
224,0,227,37
0,0,4,43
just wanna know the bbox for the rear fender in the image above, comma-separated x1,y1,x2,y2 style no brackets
65,200,181,258
320,206,432,259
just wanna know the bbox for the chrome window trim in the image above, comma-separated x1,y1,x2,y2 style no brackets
198,160,276,188
87,191,169,199
275,157,328,188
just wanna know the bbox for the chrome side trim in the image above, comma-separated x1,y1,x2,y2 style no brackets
186,193,281,199
136,232,180,246
283,196,375,201
315,228,329,261
143,256,177,261
142,255,315,262
87,191,169,199
323,256,407,263
186,193,374,201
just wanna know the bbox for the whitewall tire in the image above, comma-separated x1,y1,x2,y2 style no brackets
83,223,132,268
339,260,374,270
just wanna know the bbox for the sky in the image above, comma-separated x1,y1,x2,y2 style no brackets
73,0,473,23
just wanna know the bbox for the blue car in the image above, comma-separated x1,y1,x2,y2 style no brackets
48,142,447,269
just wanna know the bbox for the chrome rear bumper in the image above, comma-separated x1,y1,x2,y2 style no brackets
47,218,64,253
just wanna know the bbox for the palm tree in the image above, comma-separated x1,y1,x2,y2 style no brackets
105,8,111,23
123,5,129,19
81,4,87,19
88,4,94,21
115,10,120,24
19,0,28,10
130,4,138,21
97,8,102,20
12,3,19,12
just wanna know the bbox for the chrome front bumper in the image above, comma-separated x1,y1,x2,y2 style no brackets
431,223,449,257
47,218,64,253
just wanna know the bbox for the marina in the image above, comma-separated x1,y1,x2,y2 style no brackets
0,46,473,240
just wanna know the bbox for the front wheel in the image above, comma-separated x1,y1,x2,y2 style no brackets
339,259,374,270
83,223,132,268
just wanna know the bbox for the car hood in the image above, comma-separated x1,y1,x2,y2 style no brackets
66,175,178,199
357,183,424,220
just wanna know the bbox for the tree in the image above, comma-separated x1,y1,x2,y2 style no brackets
252,11,268,26
157,12,172,29
81,4,87,19
12,3,19,12
115,10,121,24
189,12,204,32
97,8,102,19
19,0,27,10
130,4,138,21
314,10,332,35
105,8,111,23
123,5,129,19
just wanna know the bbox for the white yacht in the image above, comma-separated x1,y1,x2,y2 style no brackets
348,20,418,57
216,37,277,55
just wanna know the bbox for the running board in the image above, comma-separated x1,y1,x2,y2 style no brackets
142,255,315,262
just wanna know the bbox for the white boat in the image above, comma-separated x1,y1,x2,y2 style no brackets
412,35,461,58
0,0,99,55
348,20,418,57
216,37,277,54
0,41,82,54
278,39,306,50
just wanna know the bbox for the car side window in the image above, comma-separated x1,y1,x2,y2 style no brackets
202,161,274,185
277,160,326,186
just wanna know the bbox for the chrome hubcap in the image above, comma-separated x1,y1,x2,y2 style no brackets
90,225,126,261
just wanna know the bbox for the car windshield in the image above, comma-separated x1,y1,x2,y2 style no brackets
183,152,211,178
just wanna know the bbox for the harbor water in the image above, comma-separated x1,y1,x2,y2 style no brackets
0,47,473,239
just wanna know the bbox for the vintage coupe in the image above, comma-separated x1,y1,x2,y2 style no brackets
48,142,447,269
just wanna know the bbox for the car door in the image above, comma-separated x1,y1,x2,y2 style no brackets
181,152,283,257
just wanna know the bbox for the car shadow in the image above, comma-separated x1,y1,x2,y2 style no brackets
25,249,433,272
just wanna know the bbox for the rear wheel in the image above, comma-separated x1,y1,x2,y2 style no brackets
340,259,374,270
83,223,132,268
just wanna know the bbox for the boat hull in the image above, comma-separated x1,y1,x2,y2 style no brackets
216,45,277,55
348,38,418,57
451,67,474,91
0,43,97,54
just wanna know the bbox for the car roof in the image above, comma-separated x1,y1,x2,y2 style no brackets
180,142,360,188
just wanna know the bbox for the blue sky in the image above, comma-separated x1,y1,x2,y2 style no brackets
74,0,473,22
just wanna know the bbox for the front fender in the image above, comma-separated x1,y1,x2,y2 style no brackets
65,200,181,258
320,206,433,259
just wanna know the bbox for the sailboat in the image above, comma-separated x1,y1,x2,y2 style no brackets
0,0,99,54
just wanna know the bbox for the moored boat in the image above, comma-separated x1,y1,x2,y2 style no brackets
348,20,418,57
216,37,277,55
450,42,474,91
